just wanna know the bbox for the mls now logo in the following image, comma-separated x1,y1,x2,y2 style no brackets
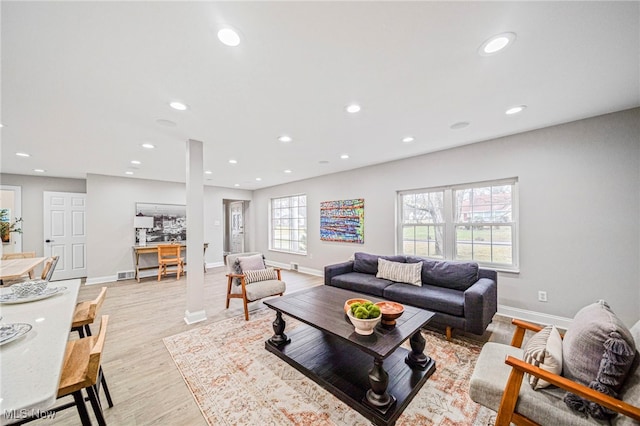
4,409,56,420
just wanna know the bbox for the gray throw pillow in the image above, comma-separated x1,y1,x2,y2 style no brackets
238,254,265,272
562,300,638,420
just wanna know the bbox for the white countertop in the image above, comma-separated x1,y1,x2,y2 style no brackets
0,279,80,424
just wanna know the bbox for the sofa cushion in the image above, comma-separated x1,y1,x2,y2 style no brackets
353,252,406,275
376,258,422,286
562,300,638,420
383,282,464,317
522,325,563,390
406,256,479,291
330,272,393,297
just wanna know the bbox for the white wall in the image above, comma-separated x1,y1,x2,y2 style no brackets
86,173,252,282
0,174,86,256
252,108,640,326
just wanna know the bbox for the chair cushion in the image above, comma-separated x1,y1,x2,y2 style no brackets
376,258,422,286
522,325,563,389
562,300,638,420
237,254,266,272
232,279,285,301
244,267,278,284
470,343,600,426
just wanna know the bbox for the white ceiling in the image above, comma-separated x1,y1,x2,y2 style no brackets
2,1,639,190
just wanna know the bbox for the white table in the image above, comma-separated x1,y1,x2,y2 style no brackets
0,279,80,424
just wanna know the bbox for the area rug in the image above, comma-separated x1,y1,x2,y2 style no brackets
163,309,496,426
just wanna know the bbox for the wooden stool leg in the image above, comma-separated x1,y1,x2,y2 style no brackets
446,326,452,341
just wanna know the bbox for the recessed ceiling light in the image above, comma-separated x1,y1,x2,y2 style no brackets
131,160,141,165
255,177,262,181
33,169,45,173
125,171,134,175
234,183,240,187
340,154,350,159
505,105,527,115
228,159,238,164
346,104,361,114
0,123,4,128
218,28,241,47
479,32,516,56
205,170,213,175
402,136,415,143
16,152,30,157
156,119,177,127
141,143,155,149
450,121,470,130
278,135,292,143
284,169,292,174
169,101,188,111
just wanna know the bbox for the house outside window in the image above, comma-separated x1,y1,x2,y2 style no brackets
270,194,307,255
398,178,518,270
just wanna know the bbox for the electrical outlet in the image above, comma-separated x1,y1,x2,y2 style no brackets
538,291,548,302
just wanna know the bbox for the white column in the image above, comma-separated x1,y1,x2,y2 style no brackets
184,139,207,324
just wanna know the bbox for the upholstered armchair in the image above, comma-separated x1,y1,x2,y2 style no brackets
470,301,640,425
225,252,286,320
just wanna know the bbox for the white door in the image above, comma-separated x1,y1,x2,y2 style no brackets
230,201,244,253
43,191,87,280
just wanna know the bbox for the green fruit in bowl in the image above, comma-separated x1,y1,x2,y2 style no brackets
367,305,381,318
354,306,369,319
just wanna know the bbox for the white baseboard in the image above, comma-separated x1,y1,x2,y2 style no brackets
87,262,224,285
207,261,224,269
266,260,323,277
184,309,207,325
85,275,118,285
497,304,573,330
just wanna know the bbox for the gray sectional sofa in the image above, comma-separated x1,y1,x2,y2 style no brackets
324,252,498,338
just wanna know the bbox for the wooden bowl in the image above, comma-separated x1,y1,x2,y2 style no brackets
375,301,404,326
344,298,372,313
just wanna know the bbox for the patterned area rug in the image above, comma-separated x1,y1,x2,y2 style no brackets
163,309,496,426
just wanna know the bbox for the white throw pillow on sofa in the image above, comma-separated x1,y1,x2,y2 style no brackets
376,258,422,286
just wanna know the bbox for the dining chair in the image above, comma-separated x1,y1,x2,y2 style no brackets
70,287,113,411
157,244,184,281
1,251,37,278
14,316,113,426
41,255,60,281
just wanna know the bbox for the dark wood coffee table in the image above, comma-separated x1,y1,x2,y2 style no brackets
263,285,436,426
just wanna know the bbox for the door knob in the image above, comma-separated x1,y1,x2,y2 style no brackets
45,239,54,243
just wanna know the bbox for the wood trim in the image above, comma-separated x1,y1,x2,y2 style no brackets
509,319,544,347
504,356,640,422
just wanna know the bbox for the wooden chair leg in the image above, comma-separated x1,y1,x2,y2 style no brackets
225,278,232,309
242,297,249,321
495,365,526,426
446,326,452,341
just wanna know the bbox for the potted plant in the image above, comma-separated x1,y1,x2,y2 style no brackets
0,209,23,243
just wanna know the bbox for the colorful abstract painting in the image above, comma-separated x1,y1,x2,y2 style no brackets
320,199,364,243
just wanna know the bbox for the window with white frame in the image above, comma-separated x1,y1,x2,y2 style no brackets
398,178,518,270
270,194,307,255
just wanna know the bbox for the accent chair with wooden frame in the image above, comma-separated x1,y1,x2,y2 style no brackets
225,252,286,320
157,243,184,281
470,317,640,425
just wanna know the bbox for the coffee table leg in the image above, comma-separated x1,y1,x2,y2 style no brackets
365,357,396,413
268,311,291,347
405,329,431,370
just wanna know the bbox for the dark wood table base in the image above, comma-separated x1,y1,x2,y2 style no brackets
265,322,436,426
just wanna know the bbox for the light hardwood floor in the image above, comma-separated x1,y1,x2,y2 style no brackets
30,267,515,425
31,266,323,426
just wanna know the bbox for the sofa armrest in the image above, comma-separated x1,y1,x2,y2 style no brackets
463,277,498,335
324,261,354,286
496,356,640,425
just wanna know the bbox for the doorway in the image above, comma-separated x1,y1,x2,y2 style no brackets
223,200,248,255
0,185,23,255
43,191,87,280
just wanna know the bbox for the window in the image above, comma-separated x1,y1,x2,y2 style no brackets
270,194,307,255
398,178,518,270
